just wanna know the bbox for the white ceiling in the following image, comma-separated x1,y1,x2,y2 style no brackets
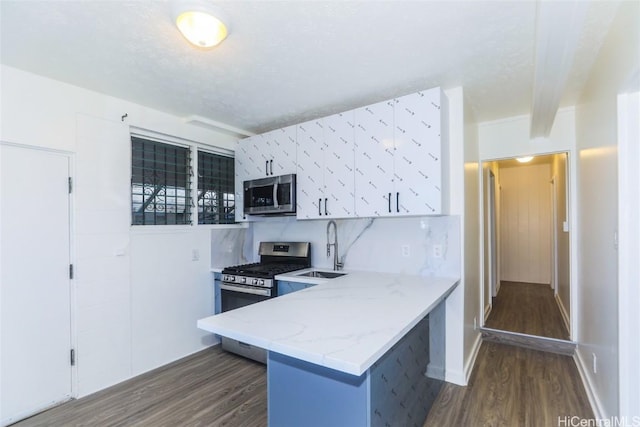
0,1,620,134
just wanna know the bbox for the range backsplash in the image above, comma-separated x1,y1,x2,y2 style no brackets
212,216,460,278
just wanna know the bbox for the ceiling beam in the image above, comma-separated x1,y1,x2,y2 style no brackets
530,0,589,139
184,115,255,138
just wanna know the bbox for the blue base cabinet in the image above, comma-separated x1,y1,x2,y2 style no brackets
267,301,445,427
213,272,222,314
276,280,316,296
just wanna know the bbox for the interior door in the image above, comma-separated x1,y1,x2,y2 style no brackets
1,144,73,425
499,164,552,284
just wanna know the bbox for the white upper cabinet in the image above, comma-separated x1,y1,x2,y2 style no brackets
266,126,297,176
354,99,395,217
354,88,447,217
296,119,325,219
393,89,445,215
296,112,355,220
234,125,297,221
235,87,446,222
323,111,356,218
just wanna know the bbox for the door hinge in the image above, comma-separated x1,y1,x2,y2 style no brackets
70,349,76,366
68,177,73,194
69,264,74,279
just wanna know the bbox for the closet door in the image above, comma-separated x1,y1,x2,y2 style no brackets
500,164,552,284
1,144,73,424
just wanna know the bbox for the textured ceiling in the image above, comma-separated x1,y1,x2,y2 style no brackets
0,1,620,134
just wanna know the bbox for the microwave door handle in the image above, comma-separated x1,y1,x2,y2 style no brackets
273,181,279,208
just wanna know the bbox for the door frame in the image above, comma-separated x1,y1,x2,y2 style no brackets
479,150,576,341
617,89,640,417
487,169,498,299
0,141,78,419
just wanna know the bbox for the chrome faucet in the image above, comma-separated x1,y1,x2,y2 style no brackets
326,220,343,271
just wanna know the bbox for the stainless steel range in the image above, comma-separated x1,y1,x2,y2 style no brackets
220,241,311,362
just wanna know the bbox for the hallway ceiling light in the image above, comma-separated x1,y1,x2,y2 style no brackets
516,156,534,163
172,1,229,48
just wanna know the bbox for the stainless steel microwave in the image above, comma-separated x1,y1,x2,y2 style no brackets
243,174,296,215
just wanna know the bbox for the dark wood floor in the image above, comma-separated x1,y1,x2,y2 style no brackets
12,346,267,427
485,281,570,340
13,341,593,427
424,342,592,427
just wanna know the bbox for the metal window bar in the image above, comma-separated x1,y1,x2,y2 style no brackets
197,150,235,224
131,137,191,225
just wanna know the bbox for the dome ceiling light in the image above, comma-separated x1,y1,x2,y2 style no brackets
516,156,534,163
172,1,229,48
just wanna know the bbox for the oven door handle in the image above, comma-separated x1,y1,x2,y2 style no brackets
221,283,272,297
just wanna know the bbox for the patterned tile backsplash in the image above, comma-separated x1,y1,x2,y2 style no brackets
212,216,460,278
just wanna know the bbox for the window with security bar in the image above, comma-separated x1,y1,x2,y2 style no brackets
197,150,235,224
131,137,192,225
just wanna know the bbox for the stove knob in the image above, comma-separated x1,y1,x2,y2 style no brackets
259,279,265,286
241,277,246,284
252,279,258,285
230,276,235,282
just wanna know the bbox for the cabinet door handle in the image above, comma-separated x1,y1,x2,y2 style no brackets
318,198,322,216
265,160,269,176
270,159,273,175
396,192,400,213
324,198,328,216
388,193,392,213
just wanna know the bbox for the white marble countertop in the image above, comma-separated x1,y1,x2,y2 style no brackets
198,270,458,376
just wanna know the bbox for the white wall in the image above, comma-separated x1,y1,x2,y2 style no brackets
0,65,238,397
574,0,639,418
461,90,481,383
479,107,575,161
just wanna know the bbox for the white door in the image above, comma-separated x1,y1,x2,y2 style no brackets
500,164,552,284
1,144,73,425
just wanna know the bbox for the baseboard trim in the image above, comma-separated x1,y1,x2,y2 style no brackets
464,332,483,384
484,303,491,322
426,363,445,381
445,369,466,386
555,293,571,337
574,349,605,419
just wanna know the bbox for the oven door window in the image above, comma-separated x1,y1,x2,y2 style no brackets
221,288,271,312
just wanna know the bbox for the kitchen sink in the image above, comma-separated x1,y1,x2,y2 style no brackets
296,270,347,279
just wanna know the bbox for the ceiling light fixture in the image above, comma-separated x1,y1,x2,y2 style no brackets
172,1,229,48
516,156,534,163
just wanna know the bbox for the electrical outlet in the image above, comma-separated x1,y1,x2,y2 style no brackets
401,245,410,257
592,353,597,374
433,244,443,259
192,249,200,261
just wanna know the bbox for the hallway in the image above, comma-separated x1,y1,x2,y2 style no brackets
485,281,569,340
